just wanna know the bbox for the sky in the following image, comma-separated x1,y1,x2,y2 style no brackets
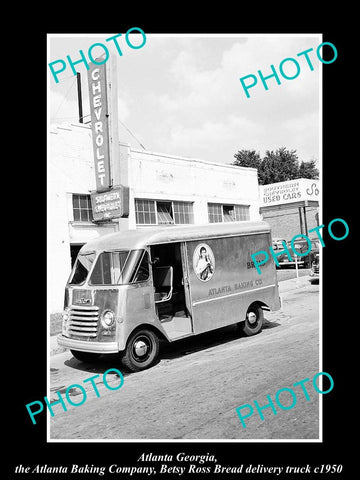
48,33,322,167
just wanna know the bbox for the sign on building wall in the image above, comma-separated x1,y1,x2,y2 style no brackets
259,178,320,207
90,186,129,222
87,62,112,192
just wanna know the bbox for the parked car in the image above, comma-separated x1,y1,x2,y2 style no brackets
276,238,320,268
309,252,320,283
272,238,287,250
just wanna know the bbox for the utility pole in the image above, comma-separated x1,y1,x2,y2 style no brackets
77,72,83,123
303,206,308,237
298,206,304,235
105,55,129,231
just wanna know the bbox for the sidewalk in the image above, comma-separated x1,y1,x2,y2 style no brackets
50,333,66,357
49,275,313,357
278,273,312,293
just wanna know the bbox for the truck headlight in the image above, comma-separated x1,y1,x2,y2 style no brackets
62,308,70,335
62,307,70,322
101,310,115,329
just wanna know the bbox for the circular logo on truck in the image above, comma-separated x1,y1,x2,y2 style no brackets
193,243,215,282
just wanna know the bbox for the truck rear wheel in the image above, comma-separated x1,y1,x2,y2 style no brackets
70,350,101,362
241,304,264,336
121,329,159,372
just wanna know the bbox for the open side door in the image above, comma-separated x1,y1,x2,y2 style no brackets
154,266,173,303
180,242,194,322
150,242,194,340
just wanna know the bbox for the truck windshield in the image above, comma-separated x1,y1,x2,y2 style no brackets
69,249,149,286
69,252,96,285
89,249,150,285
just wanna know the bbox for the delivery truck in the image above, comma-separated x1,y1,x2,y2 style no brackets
58,221,281,371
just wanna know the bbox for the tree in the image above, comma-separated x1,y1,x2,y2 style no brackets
260,147,299,184
232,147,319,185
298,159,319,180
233,149,262,170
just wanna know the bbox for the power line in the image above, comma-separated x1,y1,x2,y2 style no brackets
51,74,147,149
50,77,77,122
118,119,146,150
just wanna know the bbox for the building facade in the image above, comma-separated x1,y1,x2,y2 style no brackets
261,207,319,241
259,178,320,242
48,123,261,313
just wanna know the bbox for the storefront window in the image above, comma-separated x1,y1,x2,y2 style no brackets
135,199,157,225
208,203,250,223
157,202,174,224
223,205,236,222
135,199,194,225
208,203,223,223
234,205,250,221
73,194,93,222
173,201,194,224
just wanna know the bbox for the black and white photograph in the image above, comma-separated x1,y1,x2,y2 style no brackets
9,20,354,479
47,32,323,442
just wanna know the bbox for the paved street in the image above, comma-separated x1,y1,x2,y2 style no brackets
49,275,320,441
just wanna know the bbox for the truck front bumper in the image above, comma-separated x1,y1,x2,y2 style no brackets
57,334,119,354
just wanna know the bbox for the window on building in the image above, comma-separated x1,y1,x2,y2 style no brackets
73,194,93,222
157,202,174,225
208,203,250,223
223,205,236,222
135,199,157,225
173,201,194,224
135,199,194,225
234,205,250,221
208,203,223,223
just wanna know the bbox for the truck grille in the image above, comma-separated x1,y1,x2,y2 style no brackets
67,305,99,338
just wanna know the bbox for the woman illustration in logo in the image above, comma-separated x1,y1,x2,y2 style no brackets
195,246,214,281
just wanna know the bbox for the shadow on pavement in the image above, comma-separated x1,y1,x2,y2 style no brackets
61,316,281,377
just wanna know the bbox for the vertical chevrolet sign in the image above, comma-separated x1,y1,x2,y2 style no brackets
87,62,111,192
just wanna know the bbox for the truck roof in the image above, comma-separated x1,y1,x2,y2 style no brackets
80,221,271,253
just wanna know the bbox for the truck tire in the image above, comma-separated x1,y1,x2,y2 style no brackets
121,329,159,372
242,304,264,336
70,350,101,362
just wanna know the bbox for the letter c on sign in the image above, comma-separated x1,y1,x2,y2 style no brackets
91,68,100,81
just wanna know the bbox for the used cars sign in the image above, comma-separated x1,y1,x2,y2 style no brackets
259,178,320,207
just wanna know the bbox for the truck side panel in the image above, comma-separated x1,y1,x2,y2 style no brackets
186,233,280,334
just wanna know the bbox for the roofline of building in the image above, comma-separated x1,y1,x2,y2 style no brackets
49,121,258,174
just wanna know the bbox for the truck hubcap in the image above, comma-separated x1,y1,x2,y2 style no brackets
134,339,148,357
247,312,257,325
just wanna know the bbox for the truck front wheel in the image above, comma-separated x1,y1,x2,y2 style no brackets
241,304,264,336
121,329,159,372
